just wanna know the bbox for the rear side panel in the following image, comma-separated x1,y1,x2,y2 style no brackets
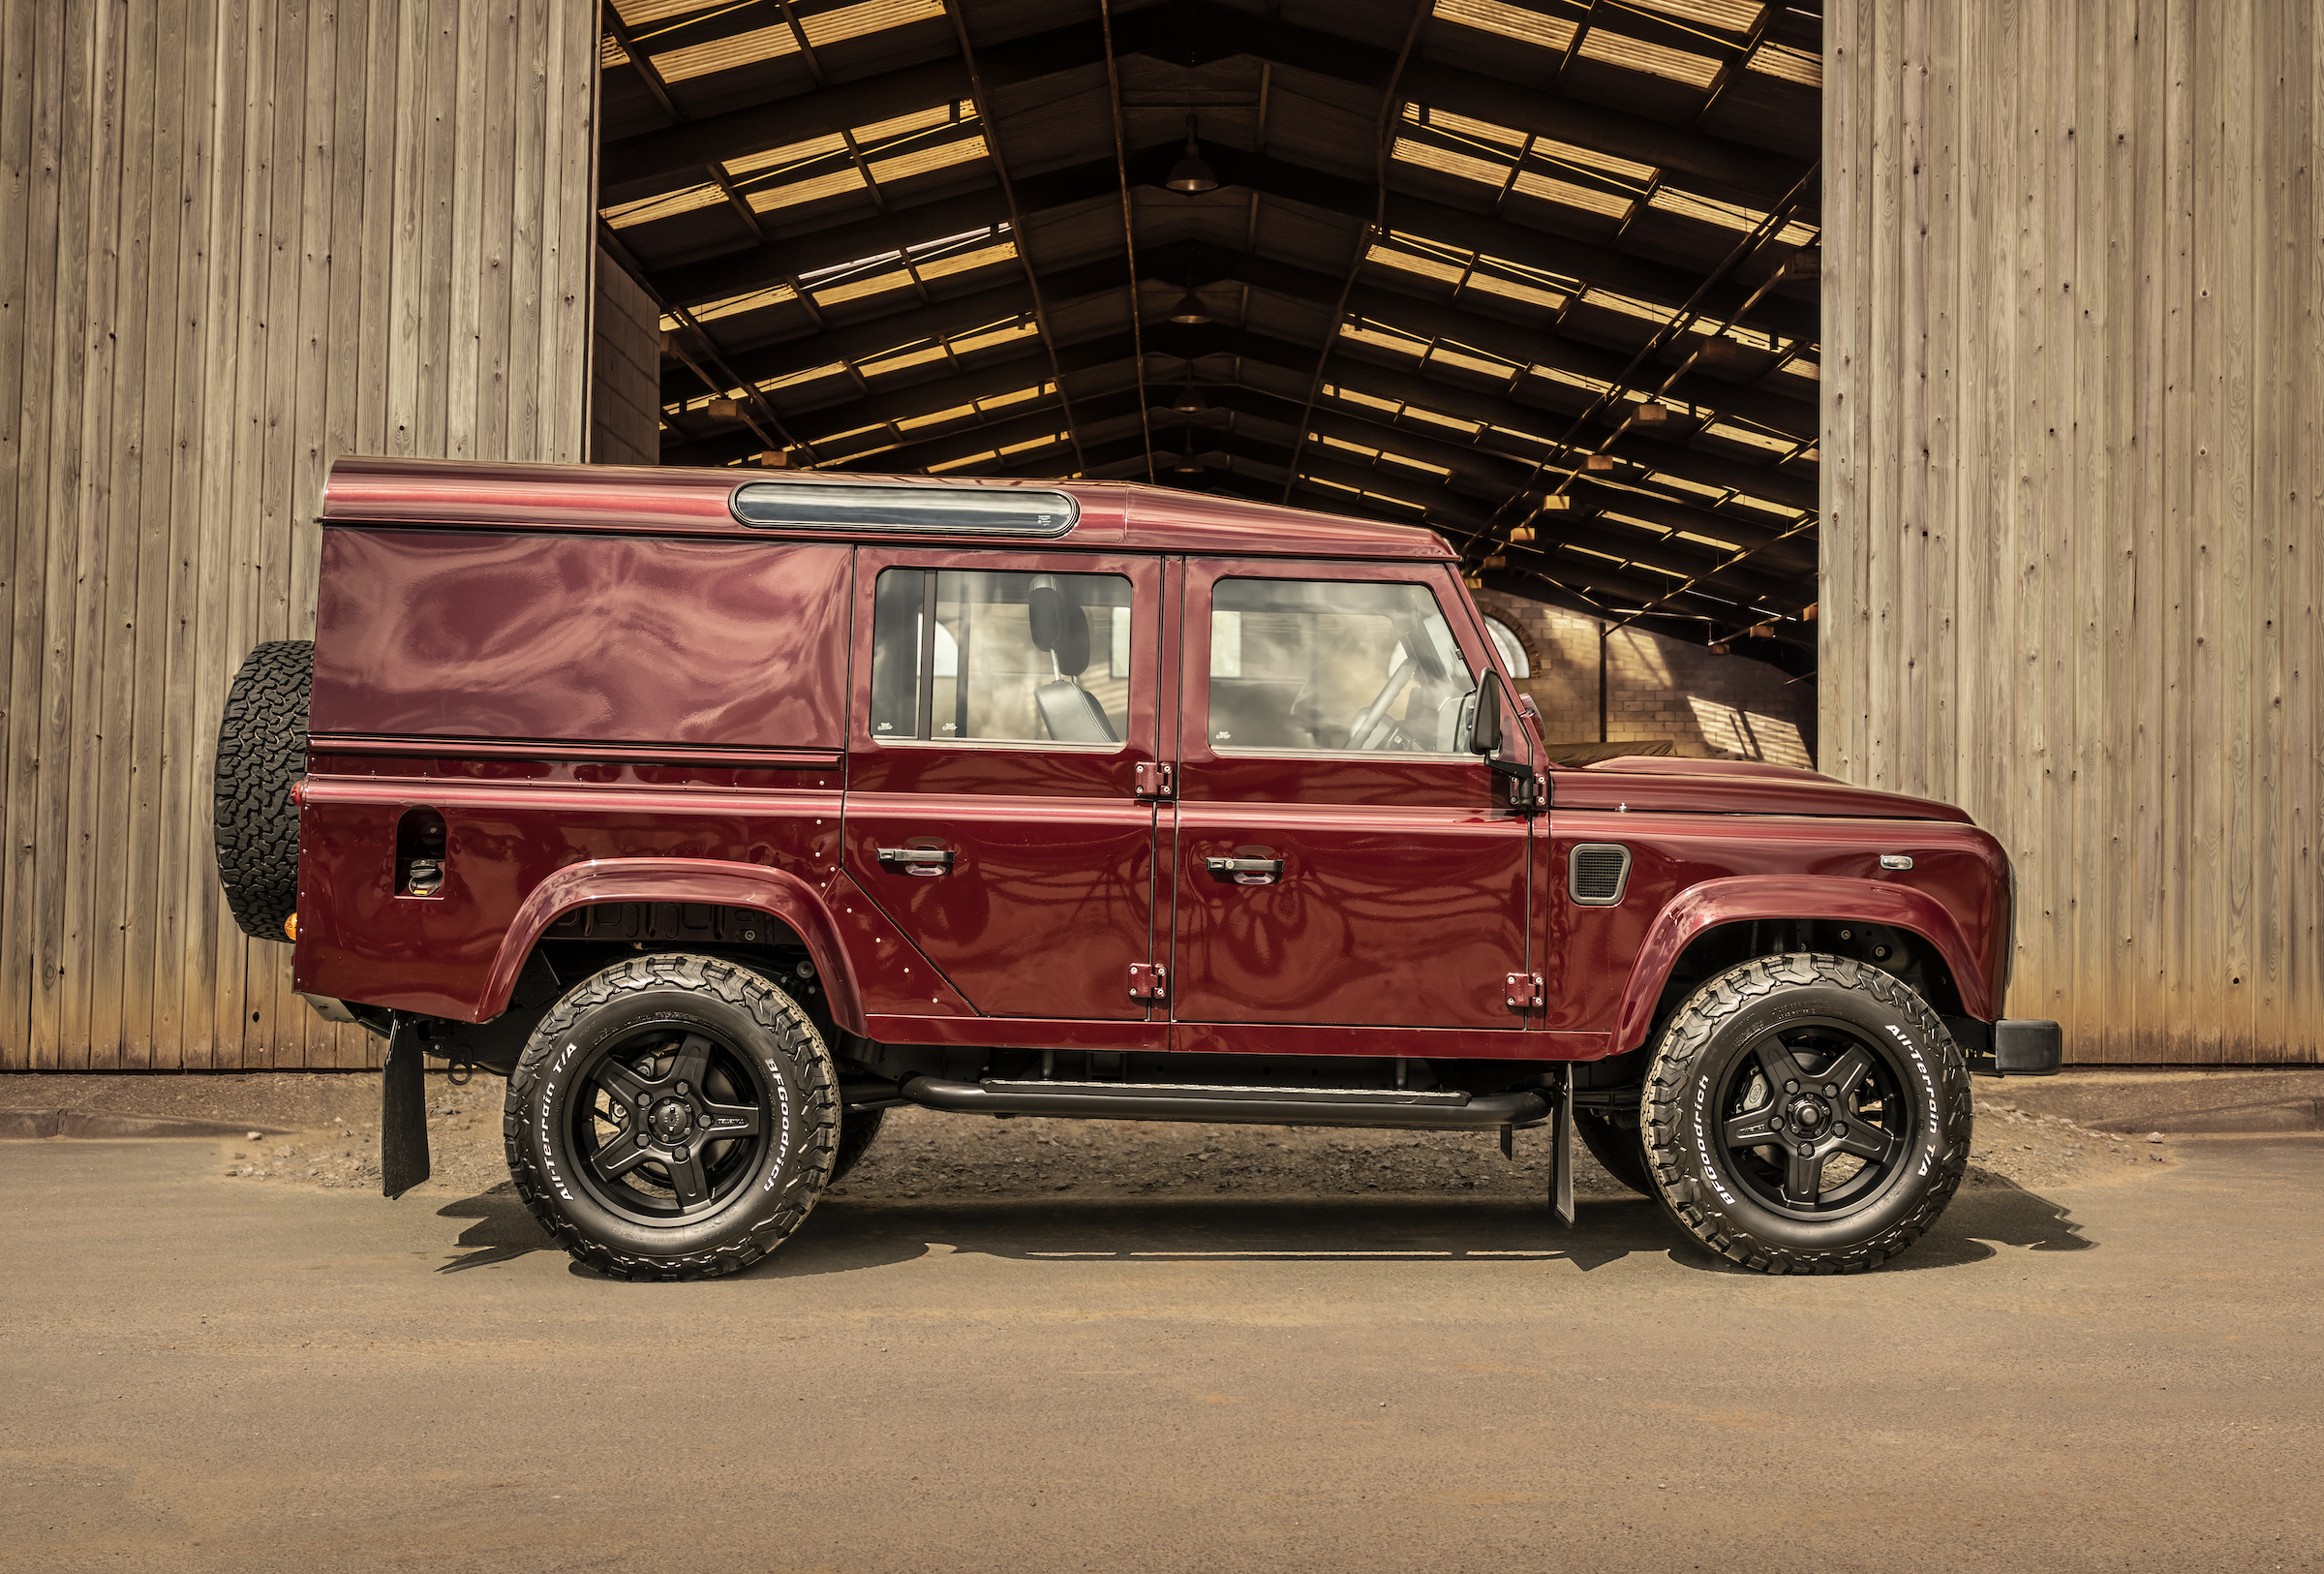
298,523,866,1020
310,527,850,747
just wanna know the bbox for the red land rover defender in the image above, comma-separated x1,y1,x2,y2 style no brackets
212,457,2060,1280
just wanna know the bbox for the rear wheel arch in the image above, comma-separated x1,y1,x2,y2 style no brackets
481,860,868,1036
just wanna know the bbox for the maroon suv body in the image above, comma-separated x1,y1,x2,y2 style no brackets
212,457,2060,1280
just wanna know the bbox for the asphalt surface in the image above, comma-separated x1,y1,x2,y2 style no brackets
3,1135,2319,1573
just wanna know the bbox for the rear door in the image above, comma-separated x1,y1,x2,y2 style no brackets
841,547,1166,1032
1166,559,1534,1042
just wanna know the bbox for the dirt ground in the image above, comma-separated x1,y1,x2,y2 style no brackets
1,1070,2178,1204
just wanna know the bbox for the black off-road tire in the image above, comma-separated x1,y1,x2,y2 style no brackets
1575,1110,1653,1195
1641,953,1972,1275
505,954,841,1281
830,1105,887,1186
213,640,313,941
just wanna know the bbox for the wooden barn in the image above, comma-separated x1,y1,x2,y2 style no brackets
0,0,2315,1068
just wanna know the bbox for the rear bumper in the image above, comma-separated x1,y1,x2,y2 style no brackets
1968,1018,2064,1077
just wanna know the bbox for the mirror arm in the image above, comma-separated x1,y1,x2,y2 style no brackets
1483,756,1544,812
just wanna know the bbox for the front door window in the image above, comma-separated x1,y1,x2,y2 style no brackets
1207,577,1476,756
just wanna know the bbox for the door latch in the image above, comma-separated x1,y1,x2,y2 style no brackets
1128,962,1168,1001
1505,972,1544,1009
876,846,956,876
1134,760,1174,799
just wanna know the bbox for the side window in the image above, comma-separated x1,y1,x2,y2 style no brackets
1207,577,1477,756
870,568,1133,747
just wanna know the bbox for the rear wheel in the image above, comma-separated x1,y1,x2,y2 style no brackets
505,954,840,1280
1641,954,1971,1275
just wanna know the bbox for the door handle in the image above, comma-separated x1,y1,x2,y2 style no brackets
876,846,956,876
1205,855,1283,885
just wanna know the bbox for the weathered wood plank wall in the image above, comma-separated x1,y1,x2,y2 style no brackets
0,0,597,1071
1823,0,2321,1063
590,248,661,468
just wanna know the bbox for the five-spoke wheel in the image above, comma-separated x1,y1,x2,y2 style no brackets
1641,954,1971,1275
505,954,839,1280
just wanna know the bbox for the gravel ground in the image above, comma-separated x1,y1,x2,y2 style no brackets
3,1072,2178,1203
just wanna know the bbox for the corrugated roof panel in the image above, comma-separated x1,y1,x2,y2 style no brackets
610,0,731,25
604,182,726,229
802,0,946,49
1649,187,1817,245
914,241,1020,282
653,21,800,84
868,135,990,185
749,166,867,212
1420,106,1525,153
1625,0,1764,33
1576,31,1722,89
1463,270,1566,312
727,131,851,179
1511,169,1634,221
1747,40,1821,85
1428,0,1575,53
688,283,803,324
1391,137,1506,189
1366,243,1467,286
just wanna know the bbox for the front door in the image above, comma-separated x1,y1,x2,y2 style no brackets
1166,560,1534,1045
842,547,1165,1031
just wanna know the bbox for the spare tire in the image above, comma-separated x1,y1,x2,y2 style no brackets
213,640,313,941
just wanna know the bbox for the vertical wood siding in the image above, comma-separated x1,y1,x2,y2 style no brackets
589,248,660,468
1824,0,2321,1064
0,0,596,1070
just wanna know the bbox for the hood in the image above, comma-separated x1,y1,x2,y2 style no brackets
1552,756,1975,823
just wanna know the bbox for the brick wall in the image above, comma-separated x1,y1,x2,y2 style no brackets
1472,590,1816,767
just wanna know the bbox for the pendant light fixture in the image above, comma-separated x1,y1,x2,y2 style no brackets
1167,114,1218,194
1171,374,1206,414
1172,430,1204,475
1168,282,1211,324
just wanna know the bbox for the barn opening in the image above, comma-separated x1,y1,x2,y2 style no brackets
588,0,1826,762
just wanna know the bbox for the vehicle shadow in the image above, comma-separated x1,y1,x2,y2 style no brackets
423,1171,2095,1279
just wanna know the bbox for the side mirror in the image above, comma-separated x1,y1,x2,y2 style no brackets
1469,674,1503,756
1469,672,1542,811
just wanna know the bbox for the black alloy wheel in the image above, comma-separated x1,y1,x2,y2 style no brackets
1641,953,1971,1275
568,1028,777,1224
1708,1015,1918,1219
506,954,839,1280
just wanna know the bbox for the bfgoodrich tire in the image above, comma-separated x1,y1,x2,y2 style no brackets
1641,954,1972,1275
505,954,841,1281
212,640,313,941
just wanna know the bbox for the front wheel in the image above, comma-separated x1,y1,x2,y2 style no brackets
505,954,840,1280
1641,954,1971,1275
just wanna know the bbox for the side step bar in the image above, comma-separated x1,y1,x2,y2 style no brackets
898,1075,1551,1131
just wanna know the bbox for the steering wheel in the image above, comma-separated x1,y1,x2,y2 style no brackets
1345,658,1417,751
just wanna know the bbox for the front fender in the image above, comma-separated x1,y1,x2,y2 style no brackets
481,858,868,1035
1613,875,1993,1051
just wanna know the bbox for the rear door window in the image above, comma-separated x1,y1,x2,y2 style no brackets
869,567,1134,747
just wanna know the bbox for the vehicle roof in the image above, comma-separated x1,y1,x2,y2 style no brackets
322,457,1457,563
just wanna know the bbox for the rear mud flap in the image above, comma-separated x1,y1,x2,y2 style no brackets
381,1019,431,1199
1552,1069,1575,1227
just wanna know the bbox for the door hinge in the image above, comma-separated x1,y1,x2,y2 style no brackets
1134,760,1175,799
1128,962,1168,1001
1505,972,1544,1009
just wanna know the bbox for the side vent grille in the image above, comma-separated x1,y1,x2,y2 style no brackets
1569,843,1632,906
